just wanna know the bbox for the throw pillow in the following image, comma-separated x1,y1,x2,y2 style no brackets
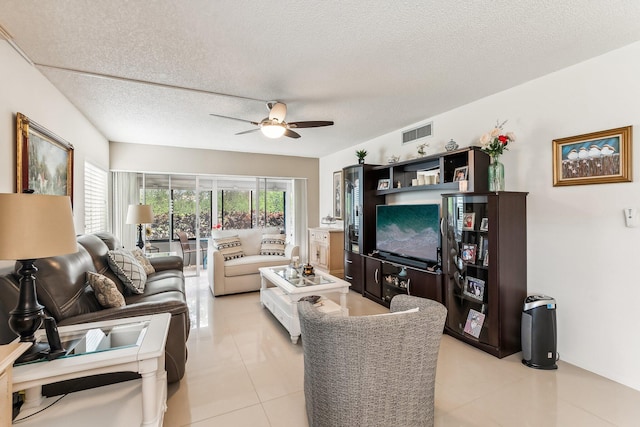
87,271,125,308
212,236,245,261
131,248,156,275
260,233,286,256
107,249,147,294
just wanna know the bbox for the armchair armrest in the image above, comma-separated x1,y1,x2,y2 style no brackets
56,299,189,326
285,244,300,259
149,255,184,272
208,249,227,296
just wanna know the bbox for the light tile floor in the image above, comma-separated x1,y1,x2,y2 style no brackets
164,270,640,426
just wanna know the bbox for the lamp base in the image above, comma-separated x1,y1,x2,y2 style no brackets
15,341,49,364
136,224,145,249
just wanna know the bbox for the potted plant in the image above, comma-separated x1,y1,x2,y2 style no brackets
355,149,368,164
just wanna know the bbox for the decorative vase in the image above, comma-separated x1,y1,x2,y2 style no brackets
488,156,505,191
445,139,459,151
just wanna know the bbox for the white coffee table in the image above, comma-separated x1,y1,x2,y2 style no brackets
12,313,170,427
259,266,350,344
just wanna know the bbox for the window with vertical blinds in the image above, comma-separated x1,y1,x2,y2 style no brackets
84,162,108,234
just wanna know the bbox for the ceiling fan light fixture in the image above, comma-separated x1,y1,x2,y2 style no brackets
261,123,286,138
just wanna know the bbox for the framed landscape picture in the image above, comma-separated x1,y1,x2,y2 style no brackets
552,126,632,187
16,112,74,202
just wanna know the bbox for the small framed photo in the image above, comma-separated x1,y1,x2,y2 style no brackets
377,179,391,190
462,212,475,230
453,166,468,181
477,236,485,260
483,250,489,267
464,309,485,339
461,243,477,264
464,276,485,301
479,217,489,231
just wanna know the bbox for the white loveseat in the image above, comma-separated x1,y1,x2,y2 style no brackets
207,227,300,296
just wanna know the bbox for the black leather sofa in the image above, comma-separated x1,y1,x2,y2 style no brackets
0,232,189,384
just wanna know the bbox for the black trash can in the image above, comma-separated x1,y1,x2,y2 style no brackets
521,295,558,369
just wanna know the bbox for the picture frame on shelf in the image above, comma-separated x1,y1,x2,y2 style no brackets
462,212,475,230
332,170,343,219
552,125,632,187
461,243,477,264
377,178,391,190
16,112,74,203
480,217,489,231
463,309,485,339
483,251,489,267
453,166,468,181
464,276,485,301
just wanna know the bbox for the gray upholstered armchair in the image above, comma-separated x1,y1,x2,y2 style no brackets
298,294,447,427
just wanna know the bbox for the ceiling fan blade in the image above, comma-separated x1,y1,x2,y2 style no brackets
288,121,334,129
235,128,261,135
284,129,301,139
210,113,259,126
268,102,287,122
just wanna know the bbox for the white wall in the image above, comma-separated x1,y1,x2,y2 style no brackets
0,41,109,267
320,41,640,391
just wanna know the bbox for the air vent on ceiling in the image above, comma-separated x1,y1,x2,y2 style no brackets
402,122,433,145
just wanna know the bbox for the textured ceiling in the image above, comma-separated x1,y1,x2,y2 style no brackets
2,1,640,158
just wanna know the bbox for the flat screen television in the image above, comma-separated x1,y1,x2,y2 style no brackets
375,204,440,266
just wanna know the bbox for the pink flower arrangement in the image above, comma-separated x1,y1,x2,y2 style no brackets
212,223,222,230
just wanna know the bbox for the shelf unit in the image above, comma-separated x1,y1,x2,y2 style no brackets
342,164,385,293
373,147,490,195
442,191,528,358
363,255,442,307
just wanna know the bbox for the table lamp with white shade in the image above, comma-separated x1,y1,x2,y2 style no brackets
0,193,77,362
126,204,154,249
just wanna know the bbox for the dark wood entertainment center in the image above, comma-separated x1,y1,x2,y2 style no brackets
342,147,528,358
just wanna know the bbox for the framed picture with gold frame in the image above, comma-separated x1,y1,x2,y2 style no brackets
552,126,632,187
16,112,74,202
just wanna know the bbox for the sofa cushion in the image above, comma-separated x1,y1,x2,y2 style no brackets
211,227,280,256
131,248,156,275
224,255,290,277
87,272,125,308
212,236,245,261
107,249,147,294
260,234,286,256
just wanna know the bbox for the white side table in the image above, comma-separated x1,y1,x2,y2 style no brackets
1,340,31,426
12,313,170,427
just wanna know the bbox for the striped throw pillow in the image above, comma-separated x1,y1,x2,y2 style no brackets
212,236,245,261
260,234,286,256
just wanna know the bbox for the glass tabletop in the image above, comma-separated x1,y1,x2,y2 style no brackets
17,320,149,366
271,266,335,287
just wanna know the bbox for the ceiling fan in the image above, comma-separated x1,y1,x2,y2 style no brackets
210,101,333,139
